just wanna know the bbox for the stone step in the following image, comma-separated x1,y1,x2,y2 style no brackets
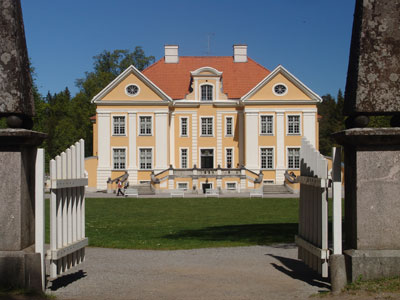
263,185,292,194
128,184,155,195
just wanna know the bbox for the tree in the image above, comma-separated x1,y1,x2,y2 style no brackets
318,90,345,156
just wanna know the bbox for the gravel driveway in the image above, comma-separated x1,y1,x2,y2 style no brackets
47,245,330,300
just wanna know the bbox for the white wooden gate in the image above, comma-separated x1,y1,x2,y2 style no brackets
48,139,89,279
295,138,342,278
35,139,88,288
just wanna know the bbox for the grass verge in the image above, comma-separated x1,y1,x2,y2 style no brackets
46,197,300,249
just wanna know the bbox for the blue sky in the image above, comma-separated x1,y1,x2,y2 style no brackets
21,0,355,98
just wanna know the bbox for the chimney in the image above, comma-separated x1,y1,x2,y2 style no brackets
165,45,179,63
233,44,247,63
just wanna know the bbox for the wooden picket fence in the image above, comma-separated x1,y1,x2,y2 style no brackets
48,139,88,279
295,137,342,278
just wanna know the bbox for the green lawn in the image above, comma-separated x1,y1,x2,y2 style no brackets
46,197,300,250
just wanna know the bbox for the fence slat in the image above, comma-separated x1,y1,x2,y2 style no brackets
48,141,87,280
35,149,45,290
332,147,342,255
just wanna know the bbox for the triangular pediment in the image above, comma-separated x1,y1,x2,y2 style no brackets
241,65,321,102
91,65,171,103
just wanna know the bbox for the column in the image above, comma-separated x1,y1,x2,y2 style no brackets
192,112,198,167
303,111,317,148
217,112,223,166
128,112,137,185
97,112,111,189
170,113,175,168
155,111,169,172
275,111,285,184
238,111,244,166
245,111,259,171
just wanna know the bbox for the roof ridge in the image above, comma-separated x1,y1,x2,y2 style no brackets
142,57,164,73
247,57,270,72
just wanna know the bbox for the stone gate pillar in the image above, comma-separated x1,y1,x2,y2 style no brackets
0,0,46,290
333,0,400,282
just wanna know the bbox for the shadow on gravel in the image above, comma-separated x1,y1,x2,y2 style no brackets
49,270,87,291
268,254,330,290
162,223,298,245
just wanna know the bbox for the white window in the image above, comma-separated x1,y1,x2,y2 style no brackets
287,148,300,169
201,117,213,136
139,116,152,135
139,148,152,169
226,182,236,190
201,84,213,101
180,117,188,137
287,115,300,135
226,117,233,136
177,182,188,190
260,115,273,135
226,148,233,168
260,148,274,169
113,148,126,170
181,148,188,169
113,116,126,135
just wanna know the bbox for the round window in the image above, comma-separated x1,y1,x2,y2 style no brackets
273,84,287,96
125,84,139,96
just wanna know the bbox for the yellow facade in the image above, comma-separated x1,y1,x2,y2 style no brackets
88,49,321,194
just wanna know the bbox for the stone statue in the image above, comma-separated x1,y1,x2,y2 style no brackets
0,0,35,129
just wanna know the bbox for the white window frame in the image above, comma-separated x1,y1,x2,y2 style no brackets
138,115,153,136
260,114,274,135
112,147,127,170
112,115,126,136
287,114,301,135
286,146,301,170
177,182,189,191
200,83,214,101
226,182,237,190
225,116,234,137
260,147,275,170
179,116,189,137
180,147,189,169
225,147,234,169
272,83,288,96
200,116,214,137
125,83,141,97
138,147,153,170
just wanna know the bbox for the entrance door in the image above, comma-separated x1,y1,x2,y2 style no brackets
202,183,212,194
201,149,214,169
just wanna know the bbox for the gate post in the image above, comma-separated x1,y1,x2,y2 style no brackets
0,0,47,291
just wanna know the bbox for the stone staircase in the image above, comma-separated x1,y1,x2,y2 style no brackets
129,183,155,195
263,184,293,194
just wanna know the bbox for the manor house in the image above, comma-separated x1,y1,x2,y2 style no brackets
86,45,321,193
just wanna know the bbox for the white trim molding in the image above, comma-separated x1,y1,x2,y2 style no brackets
286,146,301,170
179,147,190,169
112,114,127,136
259,146,275,170
286,114,302,136
241,65,322,102
91,65,172,103
225,115,234,137
199,116,215,137
179,116,189,137
259,114,274,136
138,147,154,170
225,147,235,169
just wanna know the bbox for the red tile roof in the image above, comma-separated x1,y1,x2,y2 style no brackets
142,56,270,99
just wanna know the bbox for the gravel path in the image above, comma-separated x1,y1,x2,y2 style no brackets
47,245,330,300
